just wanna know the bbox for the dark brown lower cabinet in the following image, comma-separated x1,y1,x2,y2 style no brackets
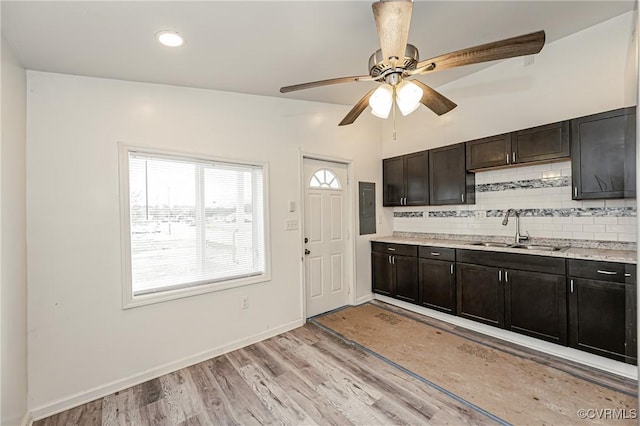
394,255,419,303
456,250,567,345
419,258,455,313
456,263,504,328
373,244,635,364
567,259,637,364
568,278,636,364
371,242,418,303
372,251,393,296
505,269,567,345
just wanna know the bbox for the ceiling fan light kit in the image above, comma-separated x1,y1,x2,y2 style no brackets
280,0,546,129
369,84,393,119
395,80,423,116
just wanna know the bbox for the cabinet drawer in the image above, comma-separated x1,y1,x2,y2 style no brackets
568,259,636,284
419,246,455,261
457,249,565,275
371,242,417,257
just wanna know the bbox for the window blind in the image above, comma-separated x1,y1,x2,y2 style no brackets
127,151,265,296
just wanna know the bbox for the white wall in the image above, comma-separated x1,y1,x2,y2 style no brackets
26,72,385,415
1,37,28,425
381,12,637,236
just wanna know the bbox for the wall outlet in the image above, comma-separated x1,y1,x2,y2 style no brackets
285,219,299,230
475,210,487,220
241,296,249,310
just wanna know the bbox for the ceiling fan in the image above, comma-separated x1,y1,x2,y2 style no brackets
280,0,545,127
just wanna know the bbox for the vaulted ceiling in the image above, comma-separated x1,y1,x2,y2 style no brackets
1,1,635,106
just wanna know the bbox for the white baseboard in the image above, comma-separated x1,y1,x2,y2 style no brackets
30,319,304,421
354,293,374,305
20,412,33,426
374,295,638,380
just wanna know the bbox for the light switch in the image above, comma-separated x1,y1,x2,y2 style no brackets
289,201,296,212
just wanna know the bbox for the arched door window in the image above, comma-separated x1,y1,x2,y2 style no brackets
309,168,342,190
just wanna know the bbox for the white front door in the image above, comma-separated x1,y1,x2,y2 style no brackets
303,158,350,317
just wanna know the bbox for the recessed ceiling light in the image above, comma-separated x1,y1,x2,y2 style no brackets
156,31,183,47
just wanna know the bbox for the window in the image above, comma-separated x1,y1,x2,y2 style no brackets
309,168,341,189
120,146,269,308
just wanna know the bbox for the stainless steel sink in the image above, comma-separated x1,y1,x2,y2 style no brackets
509,244,565,251
468,242,512,248
468,242,566,251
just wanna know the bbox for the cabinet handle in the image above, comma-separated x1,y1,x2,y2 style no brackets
388,255,392,264
570,279,574,293
461,193,465,203
574,187,578,198
499,270,502,281
625,273,632,277
450,264,454,275
505,271,509,282
513,152,516,163
403,197,407,205
596,270,617,275
392,256,395,265
430,252,440,256
387,248,396,251
506,153,510,164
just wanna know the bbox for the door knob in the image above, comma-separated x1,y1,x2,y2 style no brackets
304,237,309,243
304,249,311,255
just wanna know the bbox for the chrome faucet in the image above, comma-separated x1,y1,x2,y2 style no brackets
502,209,529,244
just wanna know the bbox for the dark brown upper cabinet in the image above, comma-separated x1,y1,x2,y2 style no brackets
383,151,429,206
571,106,636,200
466,122,569,171
429,143,475,205
465,133,512,170
512,121,570,164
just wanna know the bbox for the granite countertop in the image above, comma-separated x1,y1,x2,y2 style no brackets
372,235,637,264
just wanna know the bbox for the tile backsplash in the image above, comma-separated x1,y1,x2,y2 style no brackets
393,161,637,244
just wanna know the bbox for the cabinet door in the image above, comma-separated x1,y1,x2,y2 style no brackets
429,143,473,205
394,255,418,303
456,263,504,328
626,284,637,363
404,151,429,205
512,121,569,164
382,156,405,206
419,258,455,313
571,107,636,199
465,133,511,170
568,278,627,362
372,252,393,296
505,270,567,345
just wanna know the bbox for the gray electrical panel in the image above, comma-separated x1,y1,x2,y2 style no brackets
359,182,376,235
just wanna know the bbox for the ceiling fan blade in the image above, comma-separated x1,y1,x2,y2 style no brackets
411,30,546,75
339,88,377,126
372,0,413,67
280,75,375,93
411,80,457,116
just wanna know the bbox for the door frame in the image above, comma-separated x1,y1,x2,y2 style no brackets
299,151,356,320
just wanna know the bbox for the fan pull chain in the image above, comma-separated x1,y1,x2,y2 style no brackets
392,87,397,141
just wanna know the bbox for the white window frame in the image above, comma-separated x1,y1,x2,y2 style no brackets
119,143,271,309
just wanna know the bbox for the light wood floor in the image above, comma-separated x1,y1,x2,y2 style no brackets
35,301,637,425
35,320,498,425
